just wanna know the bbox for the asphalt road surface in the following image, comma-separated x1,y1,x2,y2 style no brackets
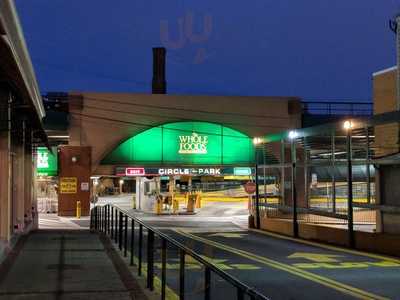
99,197,400,300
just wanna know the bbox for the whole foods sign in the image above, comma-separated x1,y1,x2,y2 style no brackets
179,132,208,154
37,147,58,176
102,121,255,165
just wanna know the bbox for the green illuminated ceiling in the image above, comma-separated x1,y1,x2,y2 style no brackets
101,121,255,166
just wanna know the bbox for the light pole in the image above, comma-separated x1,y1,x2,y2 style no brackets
288,130,299,238
344,120,355,248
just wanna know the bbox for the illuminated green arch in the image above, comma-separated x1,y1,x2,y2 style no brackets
101,121,255,165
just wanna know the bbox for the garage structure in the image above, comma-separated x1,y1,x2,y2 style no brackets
56,92,302,215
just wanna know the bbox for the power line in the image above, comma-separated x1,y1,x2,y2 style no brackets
69,111,263,139
83,95,295,120
82,104,289,129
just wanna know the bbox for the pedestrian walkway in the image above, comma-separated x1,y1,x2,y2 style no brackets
39,213,90,230
0,230,147,300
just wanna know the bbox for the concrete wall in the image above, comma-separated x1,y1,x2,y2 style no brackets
373,67,400,234
68,92,302,175
373,67,399,157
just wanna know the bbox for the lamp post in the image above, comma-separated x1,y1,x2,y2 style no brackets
288,130,299,238
344,120,355,248
253,137,263,229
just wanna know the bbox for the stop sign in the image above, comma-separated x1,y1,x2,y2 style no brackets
244,182,256,194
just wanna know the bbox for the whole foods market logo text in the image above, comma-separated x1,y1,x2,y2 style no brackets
178,132,208,154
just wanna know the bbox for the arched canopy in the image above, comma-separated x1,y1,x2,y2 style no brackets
101,121,255,165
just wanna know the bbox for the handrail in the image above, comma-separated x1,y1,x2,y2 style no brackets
90,204,270,300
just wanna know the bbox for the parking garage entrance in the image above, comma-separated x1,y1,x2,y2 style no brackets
96,121,257,216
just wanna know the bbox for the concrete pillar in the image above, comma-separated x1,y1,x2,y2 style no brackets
24,130,32,226
14,120,25,231
0,88,12,241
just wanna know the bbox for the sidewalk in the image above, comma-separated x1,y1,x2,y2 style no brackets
39,213,90,230
0,230,147,299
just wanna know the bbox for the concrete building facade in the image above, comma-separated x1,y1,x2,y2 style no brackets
0,0,46,258
58,92,302,215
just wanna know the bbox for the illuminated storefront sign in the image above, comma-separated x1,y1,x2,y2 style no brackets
158,168,220,176
116,166,254,177
178,132,208,154
126,167,145,176
234,167,252,176
102,121,255,165
37,147,58,176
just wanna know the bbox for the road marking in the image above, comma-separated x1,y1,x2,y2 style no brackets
208,233,247,238
249,228,400,263
288,252,343,262
176,229,389,300
293,260,400,269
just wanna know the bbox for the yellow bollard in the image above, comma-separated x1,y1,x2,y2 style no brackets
195,192,201,208
76,200,81,219
155,195,162,215
172,196,179,214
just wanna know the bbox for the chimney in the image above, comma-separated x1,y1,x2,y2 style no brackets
152,47,167,94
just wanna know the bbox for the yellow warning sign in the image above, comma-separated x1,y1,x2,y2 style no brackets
60,177,77,194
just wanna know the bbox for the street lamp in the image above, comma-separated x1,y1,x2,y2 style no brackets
343,120,354,247
253,137,263,145
343,120,353,130
288,130,299,140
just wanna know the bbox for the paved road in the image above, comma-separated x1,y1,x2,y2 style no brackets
102,203,400,300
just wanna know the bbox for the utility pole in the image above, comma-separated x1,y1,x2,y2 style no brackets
390,14,400,110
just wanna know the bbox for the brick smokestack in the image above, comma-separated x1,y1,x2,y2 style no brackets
152,47,167,94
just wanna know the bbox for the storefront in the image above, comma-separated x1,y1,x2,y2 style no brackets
36,147,58,213
98,121,257,214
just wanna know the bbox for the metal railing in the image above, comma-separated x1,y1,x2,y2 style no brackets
90,204,269,300
302,101,373,116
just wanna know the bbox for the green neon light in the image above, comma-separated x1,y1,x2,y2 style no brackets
101,122,255,165
37,147,58,176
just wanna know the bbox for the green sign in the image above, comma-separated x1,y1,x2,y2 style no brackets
37,147,58,176
102,122,255,165
234,167,252,176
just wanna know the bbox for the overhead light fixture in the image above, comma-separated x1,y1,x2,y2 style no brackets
253,137,263,145
343,120,353,130
288,130,299,140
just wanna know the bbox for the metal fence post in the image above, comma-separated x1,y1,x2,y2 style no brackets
347,129,355,248
106,205,109,234
124,215,128,257
114,209,118,243
138,224,143,276
291,140,298,238
161,238,167,300
147,230,154,290
111,206,114,238
204,267,211,300
179,249,185,300
119,211,123,251
130,219,135,266
237,288,244,300
95,206,98,230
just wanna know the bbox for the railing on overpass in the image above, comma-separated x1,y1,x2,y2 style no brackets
90,204,269,300
302,101,373,116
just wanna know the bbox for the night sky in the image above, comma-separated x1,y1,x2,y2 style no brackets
15,0,400,101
